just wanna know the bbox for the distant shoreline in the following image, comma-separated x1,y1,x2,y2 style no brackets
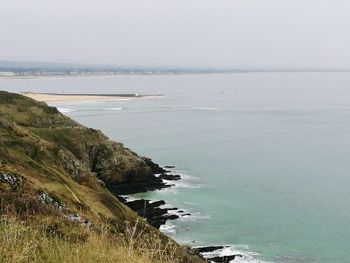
21,92,162,103
2,70,350,80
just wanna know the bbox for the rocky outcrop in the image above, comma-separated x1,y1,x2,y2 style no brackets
0,90,183,227
118,197,177,228
0,172,22,191
159,173,181,181
0,91,205,263
194,246,244,263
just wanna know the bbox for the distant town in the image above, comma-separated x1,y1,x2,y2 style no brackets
1,61,349,78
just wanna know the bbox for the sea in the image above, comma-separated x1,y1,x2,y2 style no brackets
2,72,350,263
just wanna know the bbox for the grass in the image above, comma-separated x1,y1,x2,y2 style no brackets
0,91,205,263
0,195,201,263
0,215,186,263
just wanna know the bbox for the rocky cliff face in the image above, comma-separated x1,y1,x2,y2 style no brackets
0,91,171,225
0,90,166,222
0,90,205,263
0,90,167,193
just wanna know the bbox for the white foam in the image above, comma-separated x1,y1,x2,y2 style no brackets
187,211,211,221
119,195,137,202
151,166,273,263
161,207,194,220
166,208,188,216
200,245,272,263
157,202,210,224
180,239,200,245
159,221,177,235
58,107,124,113
157,168,202,193
102,107,123,111
160,179,202,192
57,107,75,113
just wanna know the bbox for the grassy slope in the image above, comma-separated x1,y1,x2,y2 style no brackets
0,91,203,263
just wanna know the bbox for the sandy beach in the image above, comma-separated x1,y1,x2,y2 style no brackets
21,92,139,103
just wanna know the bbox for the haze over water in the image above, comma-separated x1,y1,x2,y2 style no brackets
2,72,350,262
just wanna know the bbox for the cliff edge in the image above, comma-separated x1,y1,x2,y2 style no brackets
0,91,204,263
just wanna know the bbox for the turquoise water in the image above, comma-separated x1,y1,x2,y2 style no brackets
2,73,350,262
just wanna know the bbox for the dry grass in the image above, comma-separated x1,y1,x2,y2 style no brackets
0,215,188,263
0,91,205,263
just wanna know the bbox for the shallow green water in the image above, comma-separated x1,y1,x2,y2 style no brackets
3,73,350,262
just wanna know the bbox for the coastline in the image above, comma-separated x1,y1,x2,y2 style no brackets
41,92,264,263
17,90,265,263
21,92,162,103
0,90,268,263
111,166,249,263
117,168,255,263
0,90,207,263
1,70,349,81
114,168,187,229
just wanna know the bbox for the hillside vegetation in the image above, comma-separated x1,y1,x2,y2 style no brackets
0,91,204,263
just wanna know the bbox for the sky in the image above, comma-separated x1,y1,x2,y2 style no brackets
1,0,350,68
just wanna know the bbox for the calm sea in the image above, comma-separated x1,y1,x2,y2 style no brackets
2,73,350,262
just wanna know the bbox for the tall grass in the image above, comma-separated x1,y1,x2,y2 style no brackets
0,215,188,263
0,192,203,263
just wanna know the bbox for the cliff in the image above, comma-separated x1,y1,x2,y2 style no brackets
0,91,204,263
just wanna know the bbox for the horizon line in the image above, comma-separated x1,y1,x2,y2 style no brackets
1,60,350,73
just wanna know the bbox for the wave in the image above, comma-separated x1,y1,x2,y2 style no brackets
106,107,123,111
127,166,271,263
58,107,124,114
58,105,221,115
79,107,124,112
119,195,137,202
199,245,273,263
57,108,75,113
191,107,221,111
149,106,221,112
156,166,272,263
159,221,177,235
157,170,202,194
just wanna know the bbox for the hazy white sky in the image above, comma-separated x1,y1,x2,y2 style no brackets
1,0,350,68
